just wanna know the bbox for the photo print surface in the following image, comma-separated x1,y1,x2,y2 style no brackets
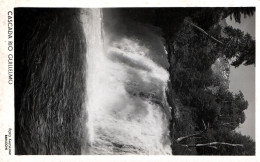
15,8,255,155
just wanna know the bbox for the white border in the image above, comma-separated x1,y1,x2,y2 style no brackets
0,0,258,161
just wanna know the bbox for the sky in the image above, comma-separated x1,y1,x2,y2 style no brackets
226,14,255,140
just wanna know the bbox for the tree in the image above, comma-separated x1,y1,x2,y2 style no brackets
174,121,254,155
164,10,253,155
219,26,255,67
190,7,255,30
196,128,255,155
213,89,248,131
222,7,255,23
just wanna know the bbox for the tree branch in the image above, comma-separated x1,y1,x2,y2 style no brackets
182,142,243,148
176,131,205,143
176,120,208,143
184,20,224,45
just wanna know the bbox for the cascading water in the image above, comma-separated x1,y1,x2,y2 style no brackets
81,8,172,155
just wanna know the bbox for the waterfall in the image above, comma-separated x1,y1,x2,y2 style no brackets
81,8,172,155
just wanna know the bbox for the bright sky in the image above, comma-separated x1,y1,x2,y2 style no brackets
226,14,255,140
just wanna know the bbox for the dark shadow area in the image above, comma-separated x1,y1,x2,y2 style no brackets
15,8,87,154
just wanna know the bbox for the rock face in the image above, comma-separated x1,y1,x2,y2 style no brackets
15,9,87,155
82,8,172,155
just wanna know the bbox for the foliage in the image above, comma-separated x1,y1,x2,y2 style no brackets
222,7,255,23
221,26,255,67
196,129,255,155
162,9,254,155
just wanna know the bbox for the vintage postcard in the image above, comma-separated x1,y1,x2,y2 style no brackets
0,0,258,161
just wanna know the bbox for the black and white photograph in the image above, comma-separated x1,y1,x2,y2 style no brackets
13,7,256,156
